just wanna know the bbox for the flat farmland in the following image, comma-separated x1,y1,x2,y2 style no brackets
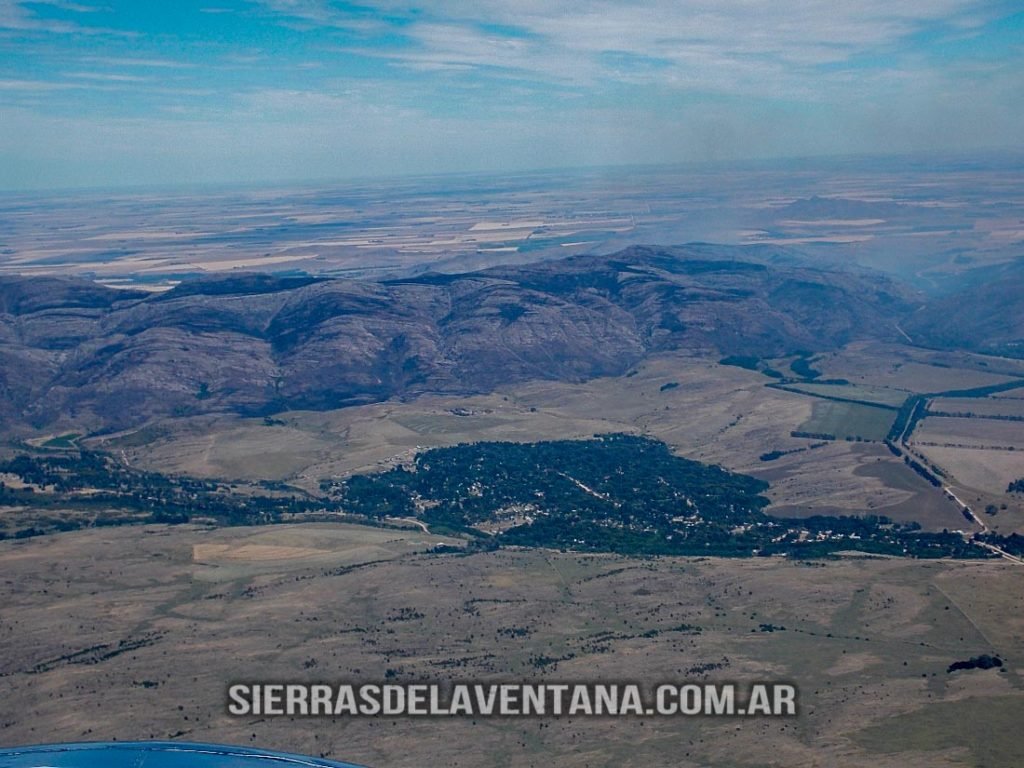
914,416,1024,449
810,343,1024,392
758,442,966,530
798,400,896,441
782,382,909,407
913,445,1024,497
1,524,1021,768
188,524,463,583
930,397,1024,418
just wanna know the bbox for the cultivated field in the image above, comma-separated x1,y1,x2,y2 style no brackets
930,397,1024,418
914,416,1024,449
914,445,1024,497
188,525,463,583
5,161,1023,292
797,400,896,441
0,524,1021,767
756,442,966,529
810,343,1024,391
782,382,909,408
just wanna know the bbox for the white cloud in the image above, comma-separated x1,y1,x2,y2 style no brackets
0,0,132,34
80,56,197,68
0,0,1019,189
64,70,149,82
0,78,74,91
249,0,1007,101
30,0,103,11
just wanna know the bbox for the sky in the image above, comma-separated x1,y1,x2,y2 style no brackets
0,0,1022,189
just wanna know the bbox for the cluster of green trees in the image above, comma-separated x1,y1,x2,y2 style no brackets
947,654,1002,673
336,435,992,559
336,434,768,534
760,448,804,462
3,437,1008,561
1008,478,1024,494
979,532,1024,556
0,451,339,537
887,395,927,443
719,355,783,378
719,355,760,371
789,354,822,380
791,430,836,441
903,455,942,487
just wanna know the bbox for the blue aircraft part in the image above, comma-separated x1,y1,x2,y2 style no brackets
0,742,365,768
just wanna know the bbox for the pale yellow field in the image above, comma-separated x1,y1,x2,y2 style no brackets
1,524,1021,767
810,342,1024,391
914,416,1024,449
183,524,461,582
915,445,1024,496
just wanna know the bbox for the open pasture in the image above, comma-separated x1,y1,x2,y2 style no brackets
914,416,1024,450
930,397,1024,418
1,524,1021,767
782,381,908,407
798,400,896,441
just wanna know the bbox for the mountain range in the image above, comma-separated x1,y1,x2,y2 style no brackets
1,244,1010,433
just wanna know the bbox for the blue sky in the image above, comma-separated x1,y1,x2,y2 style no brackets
0,0,1022,189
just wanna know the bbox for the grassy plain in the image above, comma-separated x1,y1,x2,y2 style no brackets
914,446,1024,498
781,382,909,408
798,400,896,441
1,524,1021,767
930,397,1024,418
81,351,1011,532
809,343,1024,391
914,416,1024,449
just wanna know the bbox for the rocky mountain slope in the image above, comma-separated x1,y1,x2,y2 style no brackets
0,245,916,431
902,258,1024,359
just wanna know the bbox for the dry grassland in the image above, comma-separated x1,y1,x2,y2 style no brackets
1,524,1022,767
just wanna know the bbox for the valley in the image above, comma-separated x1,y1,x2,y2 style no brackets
2,0,1023,762
2,201,1024,768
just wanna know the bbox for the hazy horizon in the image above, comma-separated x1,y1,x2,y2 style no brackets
1,0,1022,191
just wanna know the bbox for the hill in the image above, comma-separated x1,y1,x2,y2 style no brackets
904,258,1024,358
0,245,915,431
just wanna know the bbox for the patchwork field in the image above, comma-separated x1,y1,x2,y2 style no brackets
781,382,909,408
797,400,897,441
914,416,1024,449
810,343,1024,391
913,446,1024,497
929,397,1024,418
757,442,966,529
0,524,1021,767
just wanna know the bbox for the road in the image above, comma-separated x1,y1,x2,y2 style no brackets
894,321,914,344
943,484,1024,565
387,517,431,534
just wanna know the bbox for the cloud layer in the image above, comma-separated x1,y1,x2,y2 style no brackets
0,0,1021,188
